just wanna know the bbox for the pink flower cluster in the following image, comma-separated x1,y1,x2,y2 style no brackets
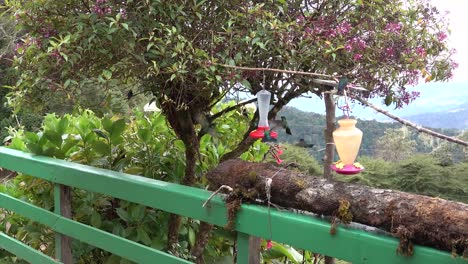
346,37,367,51
385,22,402,33
405,69,420,86
93,0,112,17
415,46,426,57
384,47,395,58
437,32,447,42
345,37,367,61
336,21,352,35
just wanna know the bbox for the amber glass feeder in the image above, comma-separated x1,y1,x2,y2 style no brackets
331,119,364,175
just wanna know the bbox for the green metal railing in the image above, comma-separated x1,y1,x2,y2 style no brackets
0,147,464,264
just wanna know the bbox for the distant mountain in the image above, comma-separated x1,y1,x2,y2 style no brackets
277,106,462,162
402,104,468,129
288,82,468,127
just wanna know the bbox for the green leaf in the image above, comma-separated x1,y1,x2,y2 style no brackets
137,227,152,245
24,132,40,143
44,131,63,147
137,128,150,143
110,119,126,144
116,208,129,222
92,141,110,155
57,117,69,134
262,242,301,264
90,211,102,228
102,118,113,133
26,143,42,155
188,227,196,247
129,205,145,222
121,23,129,30
102,70,112,80
93,129,109,141
241,79,251,90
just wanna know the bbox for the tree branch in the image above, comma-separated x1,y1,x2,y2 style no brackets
355,97,468,147
209,98,257,121
215,63,334,79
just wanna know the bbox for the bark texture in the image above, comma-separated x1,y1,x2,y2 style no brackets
206,159,468,256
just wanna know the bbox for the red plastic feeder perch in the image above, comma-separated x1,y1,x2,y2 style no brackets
249,90,277,140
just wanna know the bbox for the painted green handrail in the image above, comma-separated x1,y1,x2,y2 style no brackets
0,147,465,264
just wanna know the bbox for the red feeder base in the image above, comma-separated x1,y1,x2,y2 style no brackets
249,126,278,139
330,164,364,175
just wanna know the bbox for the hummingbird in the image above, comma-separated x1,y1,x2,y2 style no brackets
127,90,134,100
296,138,314,148
269,116,292,135
336,77,348,95
261,130,278,143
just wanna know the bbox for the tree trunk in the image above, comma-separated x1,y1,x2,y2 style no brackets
323,93,336,178
323,90,336,264
206,159,468,256
161,104,200,251
191,222,214,263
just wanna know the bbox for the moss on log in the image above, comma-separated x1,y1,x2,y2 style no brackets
206,159,468,257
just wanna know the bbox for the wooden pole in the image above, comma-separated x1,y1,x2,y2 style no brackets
323,93,336,264
323,94,336,179
54,184,73,264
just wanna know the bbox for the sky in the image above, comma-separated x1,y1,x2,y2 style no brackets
289,0,468,119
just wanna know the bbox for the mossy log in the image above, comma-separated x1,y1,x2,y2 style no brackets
206,159,468,256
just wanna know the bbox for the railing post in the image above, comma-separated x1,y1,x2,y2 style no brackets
236,233,261,264
54,184,73,264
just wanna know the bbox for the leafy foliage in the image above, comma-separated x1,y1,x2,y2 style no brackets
0,106,266,262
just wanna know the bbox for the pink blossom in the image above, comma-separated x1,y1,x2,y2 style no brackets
93,0,112,17
406,70,419,86
346,37,367,52
385,22,401,33
344,43,353,52
337,21,351,35
296,15,305,24
385,47,394,57
353,54,363,61
119,8,127,19
437,32,447,42
415,47,426,56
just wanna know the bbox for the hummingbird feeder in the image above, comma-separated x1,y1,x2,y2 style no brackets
249,89,284,164
249,90,278,140
330,90,364,175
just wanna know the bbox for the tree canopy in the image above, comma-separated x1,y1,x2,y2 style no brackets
7,0,456,112
2,0,459,260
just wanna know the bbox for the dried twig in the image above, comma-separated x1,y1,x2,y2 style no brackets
202,185,233,208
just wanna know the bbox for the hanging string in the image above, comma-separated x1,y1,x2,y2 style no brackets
337,89,351,118
264,167,285,250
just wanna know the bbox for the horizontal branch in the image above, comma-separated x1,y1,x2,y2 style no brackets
215,63,334,79
209,98,256,121
355,97,468,147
